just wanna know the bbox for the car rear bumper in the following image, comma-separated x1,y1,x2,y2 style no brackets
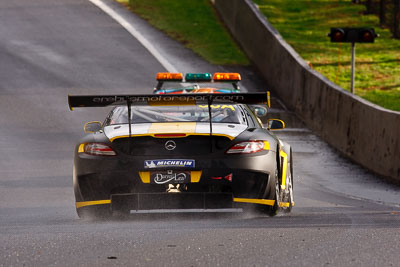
73,151,277,209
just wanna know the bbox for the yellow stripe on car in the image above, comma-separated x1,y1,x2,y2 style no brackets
279,201,295,208
78,144,85,153
110,133,235,142
190,171,202,183
280,150,288,190
108,122,237,141
76,199,111,208
139,171,150,183
148,122,196,134
279,202,290,208
263,141,270,150
233,198,275,206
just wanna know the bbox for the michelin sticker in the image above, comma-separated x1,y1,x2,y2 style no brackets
144,159,195,169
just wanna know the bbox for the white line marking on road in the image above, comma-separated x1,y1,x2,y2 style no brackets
88,0,178,73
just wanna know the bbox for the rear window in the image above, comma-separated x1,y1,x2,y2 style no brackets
105,104,245,125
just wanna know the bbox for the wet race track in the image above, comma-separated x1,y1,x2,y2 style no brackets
1,0,400,266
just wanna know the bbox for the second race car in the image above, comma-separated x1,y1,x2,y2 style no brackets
153,72,241,94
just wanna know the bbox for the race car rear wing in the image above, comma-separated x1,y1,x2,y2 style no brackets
68,92,269,110
68,92,270,153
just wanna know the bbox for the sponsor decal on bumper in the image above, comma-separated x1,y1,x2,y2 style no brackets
138,170,202,183
150,170,191,184
144,159,195,169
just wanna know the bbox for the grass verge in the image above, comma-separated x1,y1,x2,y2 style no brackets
254,0,400,111
119,0,249,66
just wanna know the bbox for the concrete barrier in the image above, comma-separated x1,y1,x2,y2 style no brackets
213,0,400,181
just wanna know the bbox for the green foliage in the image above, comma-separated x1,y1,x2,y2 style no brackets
254,0,400,111
124,0,249,65
360,89,400,111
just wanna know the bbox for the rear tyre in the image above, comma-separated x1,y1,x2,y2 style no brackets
266,171,280,216
257,170,280,216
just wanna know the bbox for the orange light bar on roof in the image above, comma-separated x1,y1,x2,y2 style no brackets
213,73,241,82
156,72,183,81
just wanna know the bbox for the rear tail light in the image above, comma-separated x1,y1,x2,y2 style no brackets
224,173,233,182
226,141,267,154
211,173,232,182
84,143,116,156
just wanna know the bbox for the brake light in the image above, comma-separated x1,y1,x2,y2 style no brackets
84,143,116,156
213,73,241,82
226,141,268,154
224,173,233,182
156,72,183,81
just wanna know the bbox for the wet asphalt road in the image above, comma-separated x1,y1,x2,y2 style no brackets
0,0,399,266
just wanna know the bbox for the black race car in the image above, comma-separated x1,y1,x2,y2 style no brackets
68,93,294,218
